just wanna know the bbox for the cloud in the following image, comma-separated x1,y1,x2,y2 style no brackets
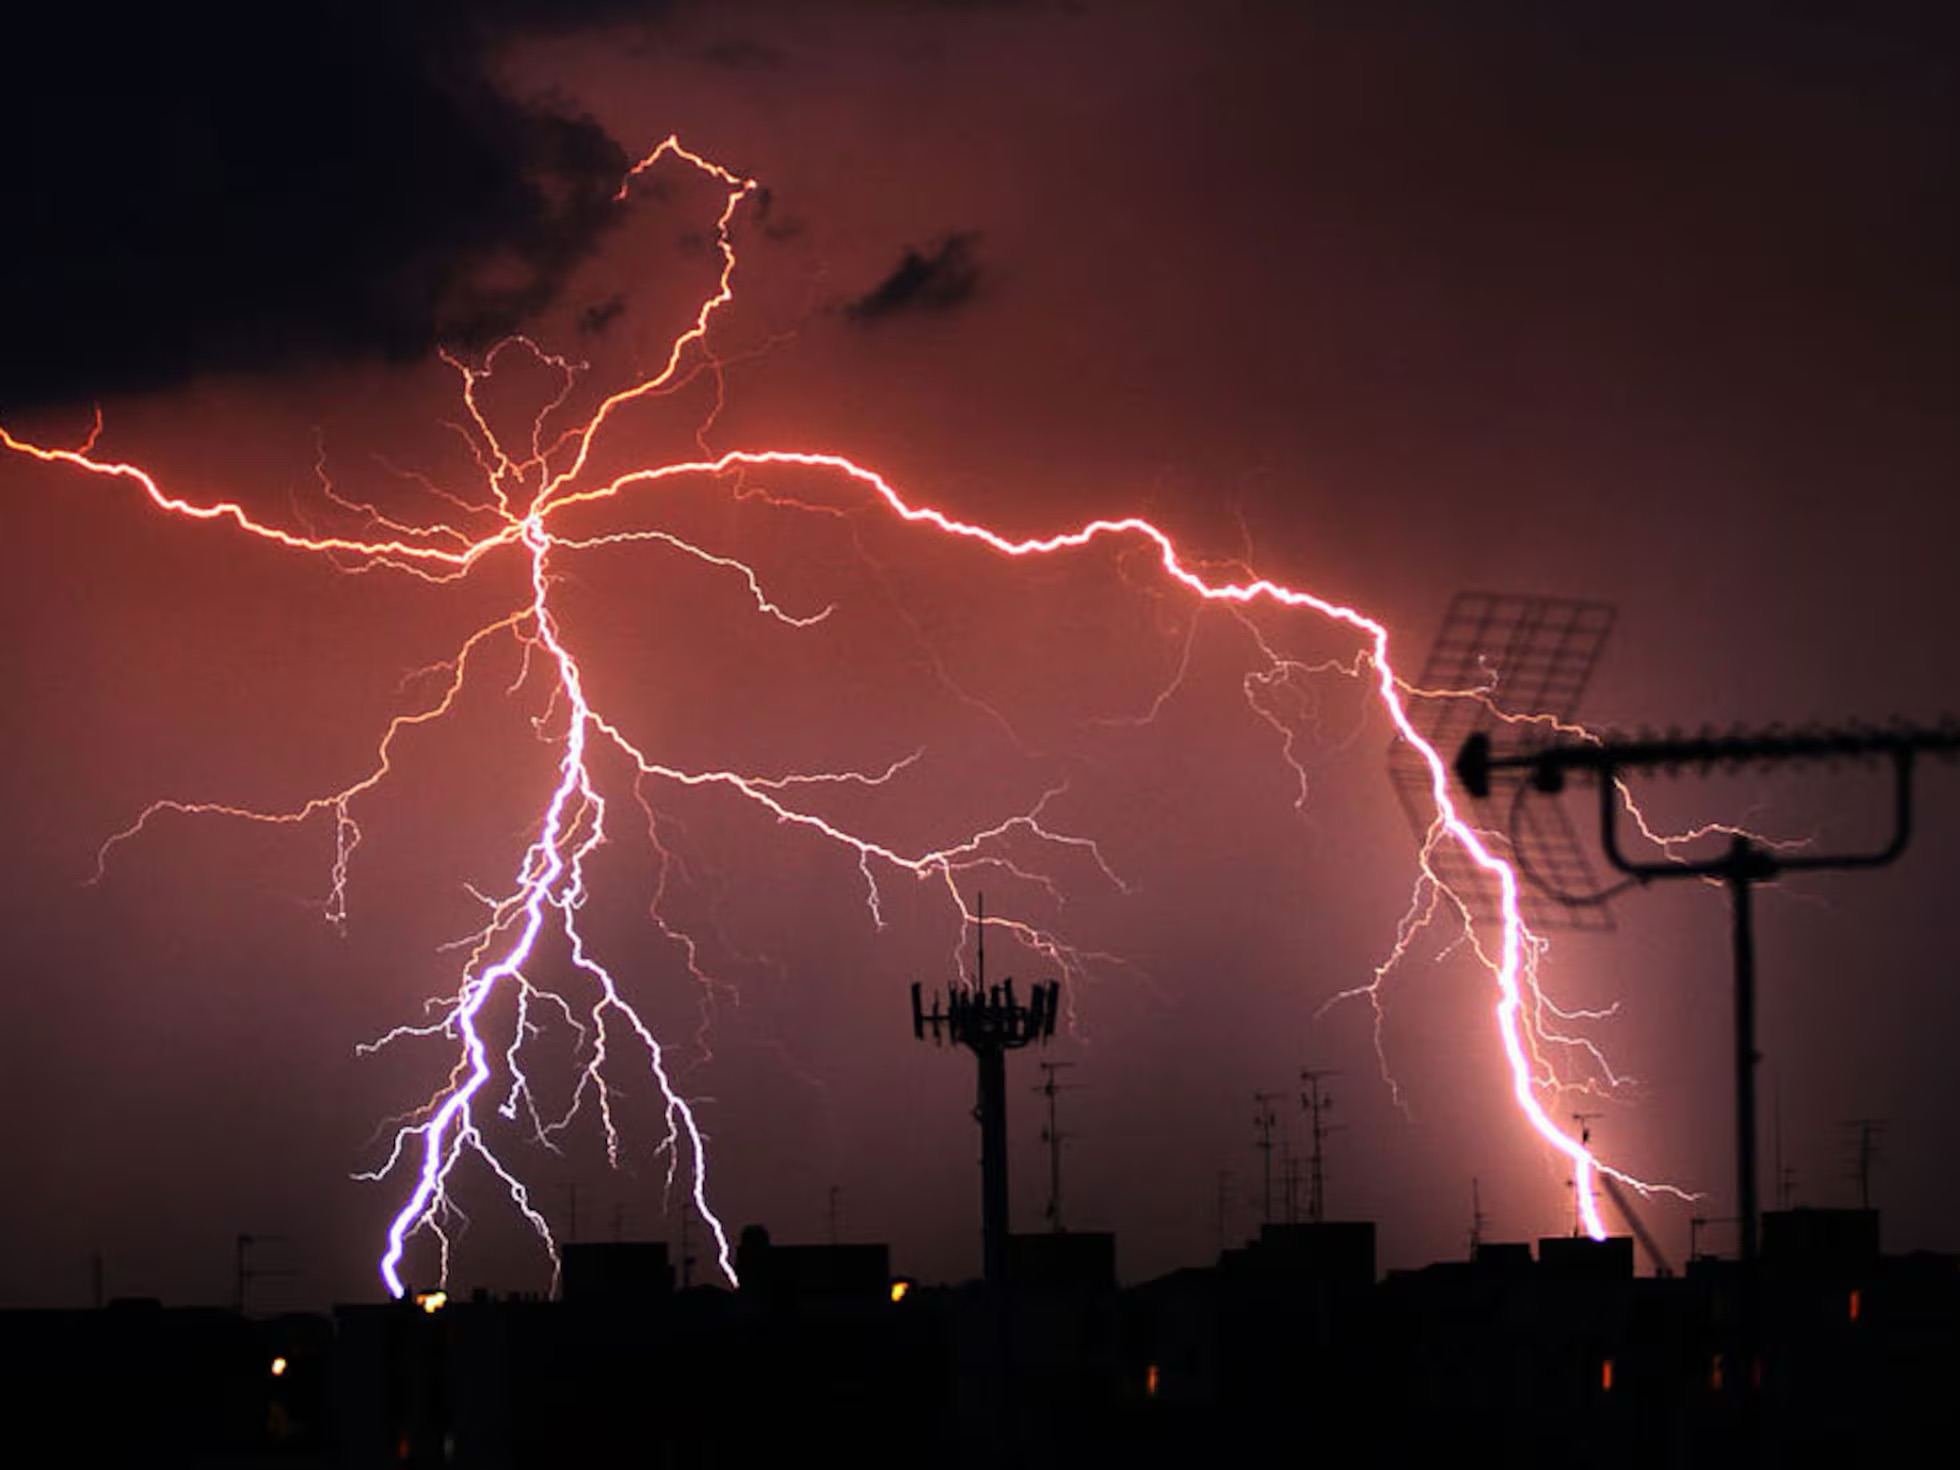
845,233,987,324
0,3,651,412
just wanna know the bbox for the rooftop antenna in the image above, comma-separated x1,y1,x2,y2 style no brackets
1300,1069,1341,1224
1773,1076,1791,1212
1570,1112,1603,1236
912,893,1060,1286
233,1232,295,1317
1597,1171,1676,1277
1281,1141,1302,1225
1390,593,1619,935
1035,1060,1079,1233
1251,1092,1282,1228
1468,1178,1487,1257
1843,1118,1886,1211
1458,713,1958,1265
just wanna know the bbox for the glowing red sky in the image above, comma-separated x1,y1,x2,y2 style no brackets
0,2,1955,1308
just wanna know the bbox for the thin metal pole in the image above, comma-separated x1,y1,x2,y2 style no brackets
979,1044,1009,1287
1727,841,1760,1267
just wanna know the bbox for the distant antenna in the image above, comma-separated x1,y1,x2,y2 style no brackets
911,893,1061,1285
1300,1069,1341,1224
1252,1092,1282,1228
1468,1178,1487,1257
1457,713,1959,1266
1773,1076,1791,1211
233,1233,295,1316
1843,1119,1886,1211
1280,1141,1302,1226
1035,1060,1079,1233
1570,1112,1603,1236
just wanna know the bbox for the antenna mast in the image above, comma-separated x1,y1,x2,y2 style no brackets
1300,1069,1341,1224
911,894,1061,1286
1035,1060,1078,1232
1252,1092,1281,1228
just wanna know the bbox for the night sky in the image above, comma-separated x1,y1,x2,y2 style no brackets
1,1,1955,1310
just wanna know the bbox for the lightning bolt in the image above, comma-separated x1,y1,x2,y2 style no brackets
1,134,1684,1293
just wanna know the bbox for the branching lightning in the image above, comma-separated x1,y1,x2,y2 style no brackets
1,134,1692,1292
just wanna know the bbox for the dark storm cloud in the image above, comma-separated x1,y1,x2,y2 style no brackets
0,2,664,413
845,233,987,323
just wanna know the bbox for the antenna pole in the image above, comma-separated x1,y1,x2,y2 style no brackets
1300,1069,1340,1224
1036,1060,1077,1232
1571,1112,1603,1237
1252,1092,1281,1228
1844,1118,1885,1211
910,892,1061,1287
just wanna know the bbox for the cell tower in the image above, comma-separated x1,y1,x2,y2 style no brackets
912,899,1060,1286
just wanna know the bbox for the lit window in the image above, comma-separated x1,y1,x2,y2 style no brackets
270,1356,288,1378
1145,1364,1160,1399
1600,1358,1613,1392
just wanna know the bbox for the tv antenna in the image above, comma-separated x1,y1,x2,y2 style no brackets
1569,1112,1603,1236
233,1232,296,1316
1390,592,1619,933
1842,1118,1886,1211
1251,1091,1282,1227
1299,1069,1342,1224
1034,1060,1080,1233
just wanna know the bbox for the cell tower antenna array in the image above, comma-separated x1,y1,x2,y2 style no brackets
911,896,1060,1286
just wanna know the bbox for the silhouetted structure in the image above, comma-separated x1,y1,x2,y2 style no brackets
911,902,1059,1286
1457,716,1957,1263
560,1240,672,1306
4,1208,1959,1467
